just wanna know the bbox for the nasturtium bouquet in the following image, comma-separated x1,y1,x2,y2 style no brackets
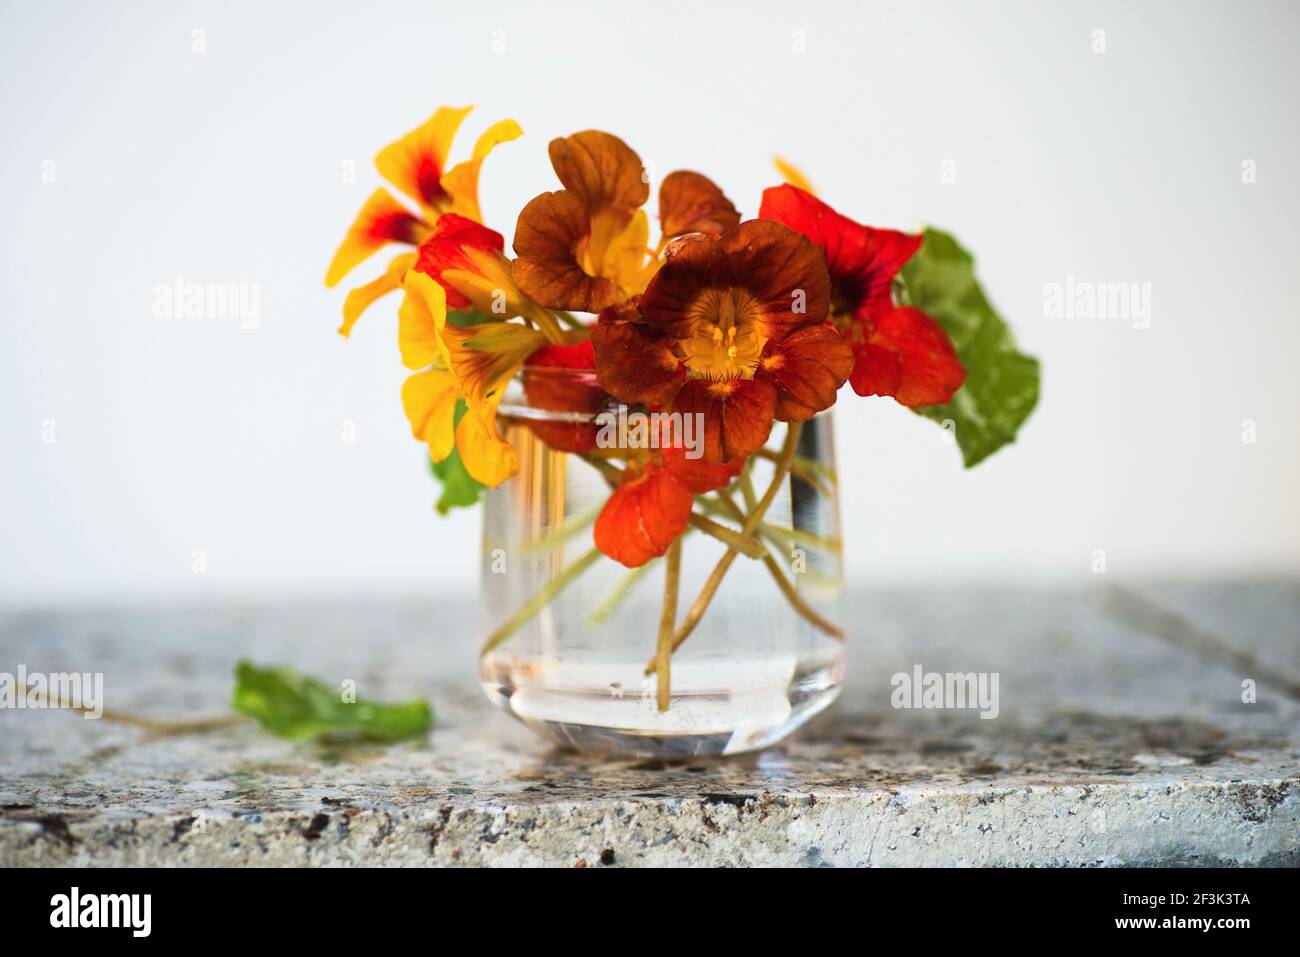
328,106,1038,723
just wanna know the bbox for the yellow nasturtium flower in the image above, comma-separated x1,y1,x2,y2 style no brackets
325,106,522,335
398,271,545,488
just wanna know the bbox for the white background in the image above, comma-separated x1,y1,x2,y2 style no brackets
2,0,1297,604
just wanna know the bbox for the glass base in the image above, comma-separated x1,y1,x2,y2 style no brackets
481,654,842,758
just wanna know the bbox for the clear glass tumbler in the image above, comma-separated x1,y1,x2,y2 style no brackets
479,366,845,758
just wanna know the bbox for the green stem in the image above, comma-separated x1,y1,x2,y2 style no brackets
754,448,835,497
687,512,765,559
521,505,600,555
713,490,844,641
738,460,758,512
20,683,249,736
656,539,683,711
526,305,568,344
757,521,843,555
586,559,658,626
481,547,602,657
646,423,805,674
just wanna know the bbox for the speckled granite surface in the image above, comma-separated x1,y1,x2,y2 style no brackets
1,584,1297,866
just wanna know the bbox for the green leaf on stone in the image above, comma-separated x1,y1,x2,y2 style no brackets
232,660,433,742
429,400,486,514
899,227,1040,468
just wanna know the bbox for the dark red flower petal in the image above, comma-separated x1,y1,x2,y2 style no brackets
593,462,693,568
759,323,854,422
672,377,776,464
590,303,684,406
548,131,648,219
512,190,625,312
715,220,831,337
659,170,741,239
639,220,830,343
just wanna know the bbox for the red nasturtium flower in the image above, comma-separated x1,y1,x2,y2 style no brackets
758,184,965,407
590,219,853,464
413,213,540,321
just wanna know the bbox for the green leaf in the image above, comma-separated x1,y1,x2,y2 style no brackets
231,660,433,742
429,400,486,514
899,227,1040,467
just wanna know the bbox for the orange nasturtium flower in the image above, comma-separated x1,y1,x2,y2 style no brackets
511,131,741,313
594,442,744,568
591,219,854,464
325,106,522,335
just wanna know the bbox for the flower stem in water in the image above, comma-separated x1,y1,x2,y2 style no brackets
656,538,683,711
480,547,603,657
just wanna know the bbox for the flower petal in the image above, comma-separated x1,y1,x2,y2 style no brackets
375,106,473,215
521,340,606,453
440,117,524,223
773,157,815,195
445,321,548,409
593,462,693,568
590,302,684,405
398,269,449,370
454,392,518,487
512,190,624,312
848,342,903,400
604,208,654,296
760,323,854,421
636,232,727,338
413,213,507,310
716,219,831,336
672,377,776,463
401,368,459,461
851,306,966,407
339,252,416,337
324,188,426,287
659,170,740,239
758,184,920,312
548,130,648,219
662,446,744,493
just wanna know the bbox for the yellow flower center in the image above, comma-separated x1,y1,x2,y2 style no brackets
680,287,767,381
